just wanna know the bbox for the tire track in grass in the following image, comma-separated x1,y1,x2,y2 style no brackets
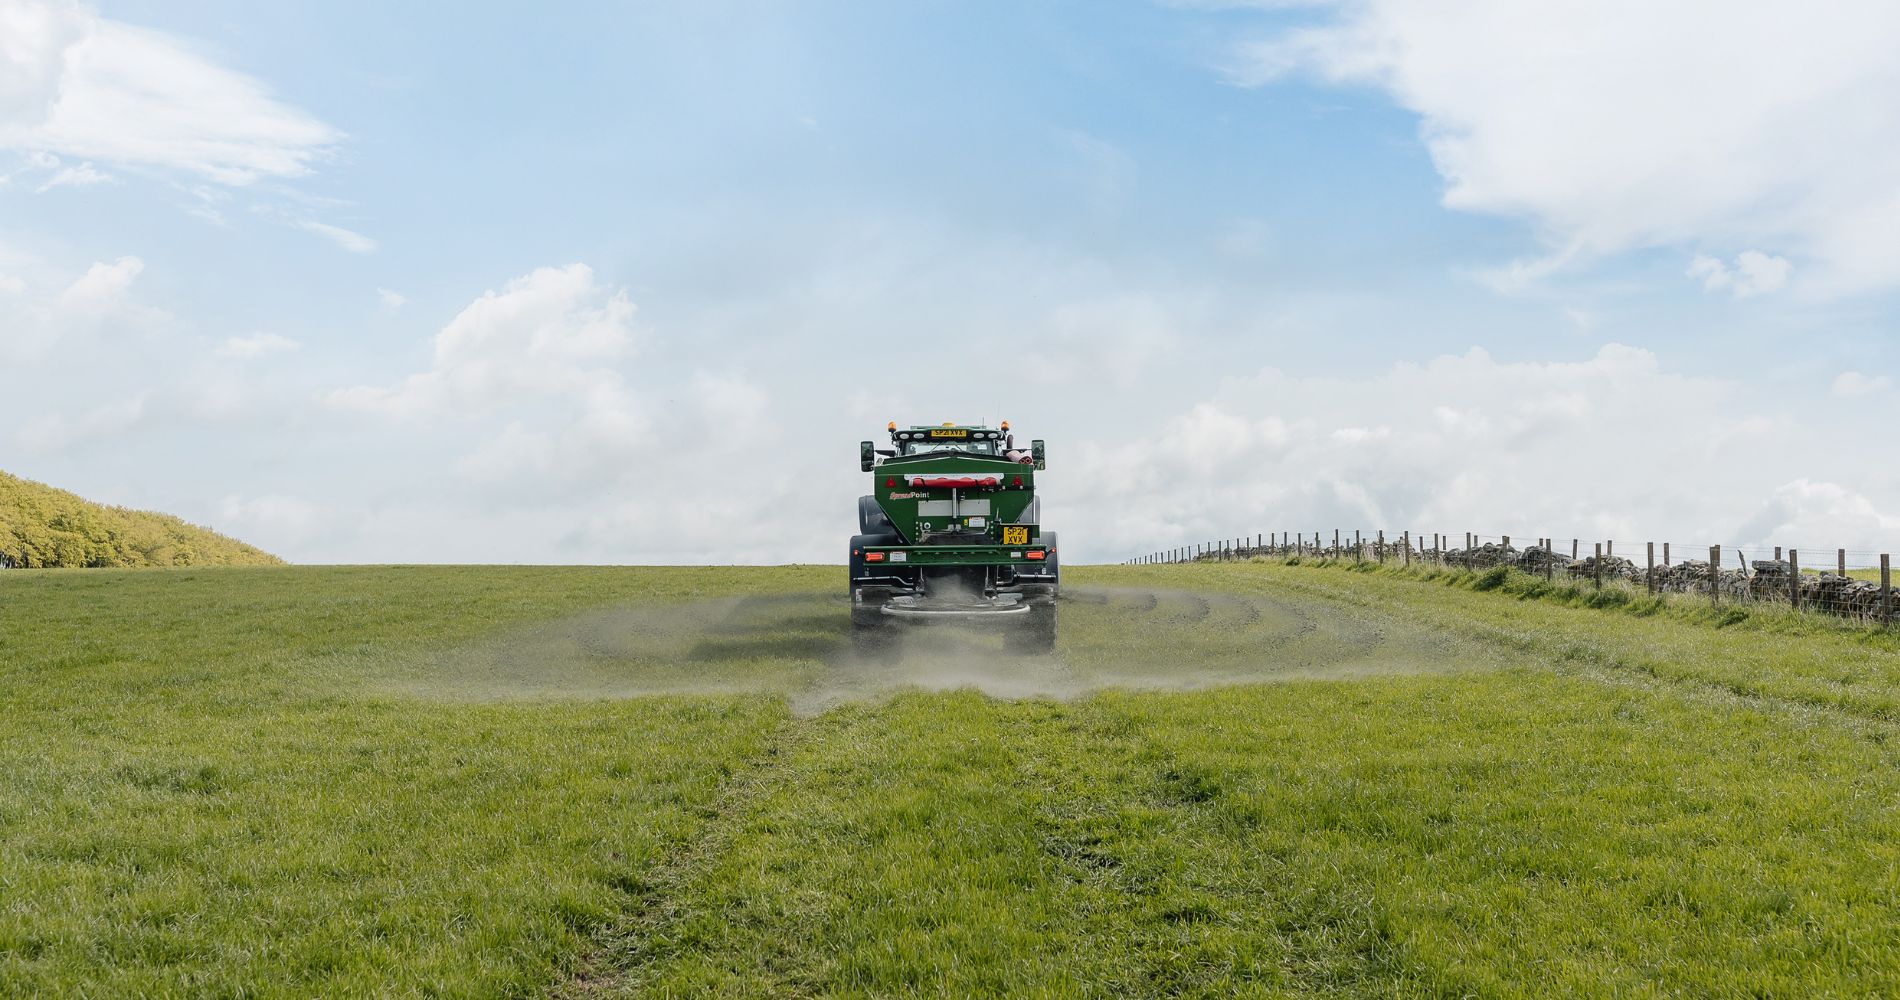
557,711,820,999
557,693,1452,998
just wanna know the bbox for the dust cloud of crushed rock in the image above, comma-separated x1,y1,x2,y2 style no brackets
376,586,1494,716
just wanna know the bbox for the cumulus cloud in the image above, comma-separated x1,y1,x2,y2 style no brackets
0,0,337,184
329,263,638,420
377,288,407,311
1238,0,1900,294
58,253,141,304
1067,343,1900,559
214,332,300,359
1733,481,1900,557
0,254,167,362
1832,371,1891,398
307,261,821,558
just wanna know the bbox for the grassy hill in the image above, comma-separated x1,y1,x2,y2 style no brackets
0,470,281,568
5,563,1900,995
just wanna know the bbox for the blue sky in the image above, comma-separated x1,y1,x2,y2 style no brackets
4,0,1899,563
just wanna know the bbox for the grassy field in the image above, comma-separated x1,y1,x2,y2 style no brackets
5,562,1900,997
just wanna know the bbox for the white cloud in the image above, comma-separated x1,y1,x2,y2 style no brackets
1832,371,1891,398
1066,343,1900,559
0,0,338,184
377,287,407,310
1687,250,1791,297
1733,481,1900,557
330,263,638,420
1239,0,1900,294
33,159,109,191
298,220,378,254
59,253,141,303
214,332,300,359
0,253,167,364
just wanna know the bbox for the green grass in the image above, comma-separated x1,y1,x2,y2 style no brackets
6,563,1900,996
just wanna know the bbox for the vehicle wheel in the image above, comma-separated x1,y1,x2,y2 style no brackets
1040,531,1059,595
858,495,895,535
1006,603,1056,654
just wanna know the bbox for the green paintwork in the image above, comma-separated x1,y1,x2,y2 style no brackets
867,423,1043,566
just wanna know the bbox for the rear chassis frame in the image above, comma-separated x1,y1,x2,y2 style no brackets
852,545,1057,621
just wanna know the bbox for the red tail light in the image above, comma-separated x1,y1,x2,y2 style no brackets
1025,549,1046,561
1011,476,1023,488
866,552,886,562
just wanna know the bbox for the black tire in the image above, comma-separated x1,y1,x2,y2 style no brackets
1041,531,1060,594
1006,603,1056,654
858,496,895,535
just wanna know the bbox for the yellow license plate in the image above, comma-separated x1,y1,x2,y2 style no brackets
1002,526,1029,545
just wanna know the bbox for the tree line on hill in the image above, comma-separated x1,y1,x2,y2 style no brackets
0,471,282,569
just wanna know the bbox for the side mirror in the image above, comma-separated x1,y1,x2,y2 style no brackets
1031,439,1046,470
860,440,875,471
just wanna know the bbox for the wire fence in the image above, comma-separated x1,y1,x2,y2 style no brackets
1124,529,1898,626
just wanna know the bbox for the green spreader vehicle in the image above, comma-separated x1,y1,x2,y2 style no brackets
850,420,1058,652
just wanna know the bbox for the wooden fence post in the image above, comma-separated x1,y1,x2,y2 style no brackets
1664,542,1670,567
1710,545,1721,604
1594,542,1603,589
1572,538,1579,560
1839,548,1847,577
1607,539,1614,557
1647,541,1655,593
1403,531,1411,566
1774,546,1782,562
1378,530,1386,564
1790,549,1800,611
1883,554,1892,625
